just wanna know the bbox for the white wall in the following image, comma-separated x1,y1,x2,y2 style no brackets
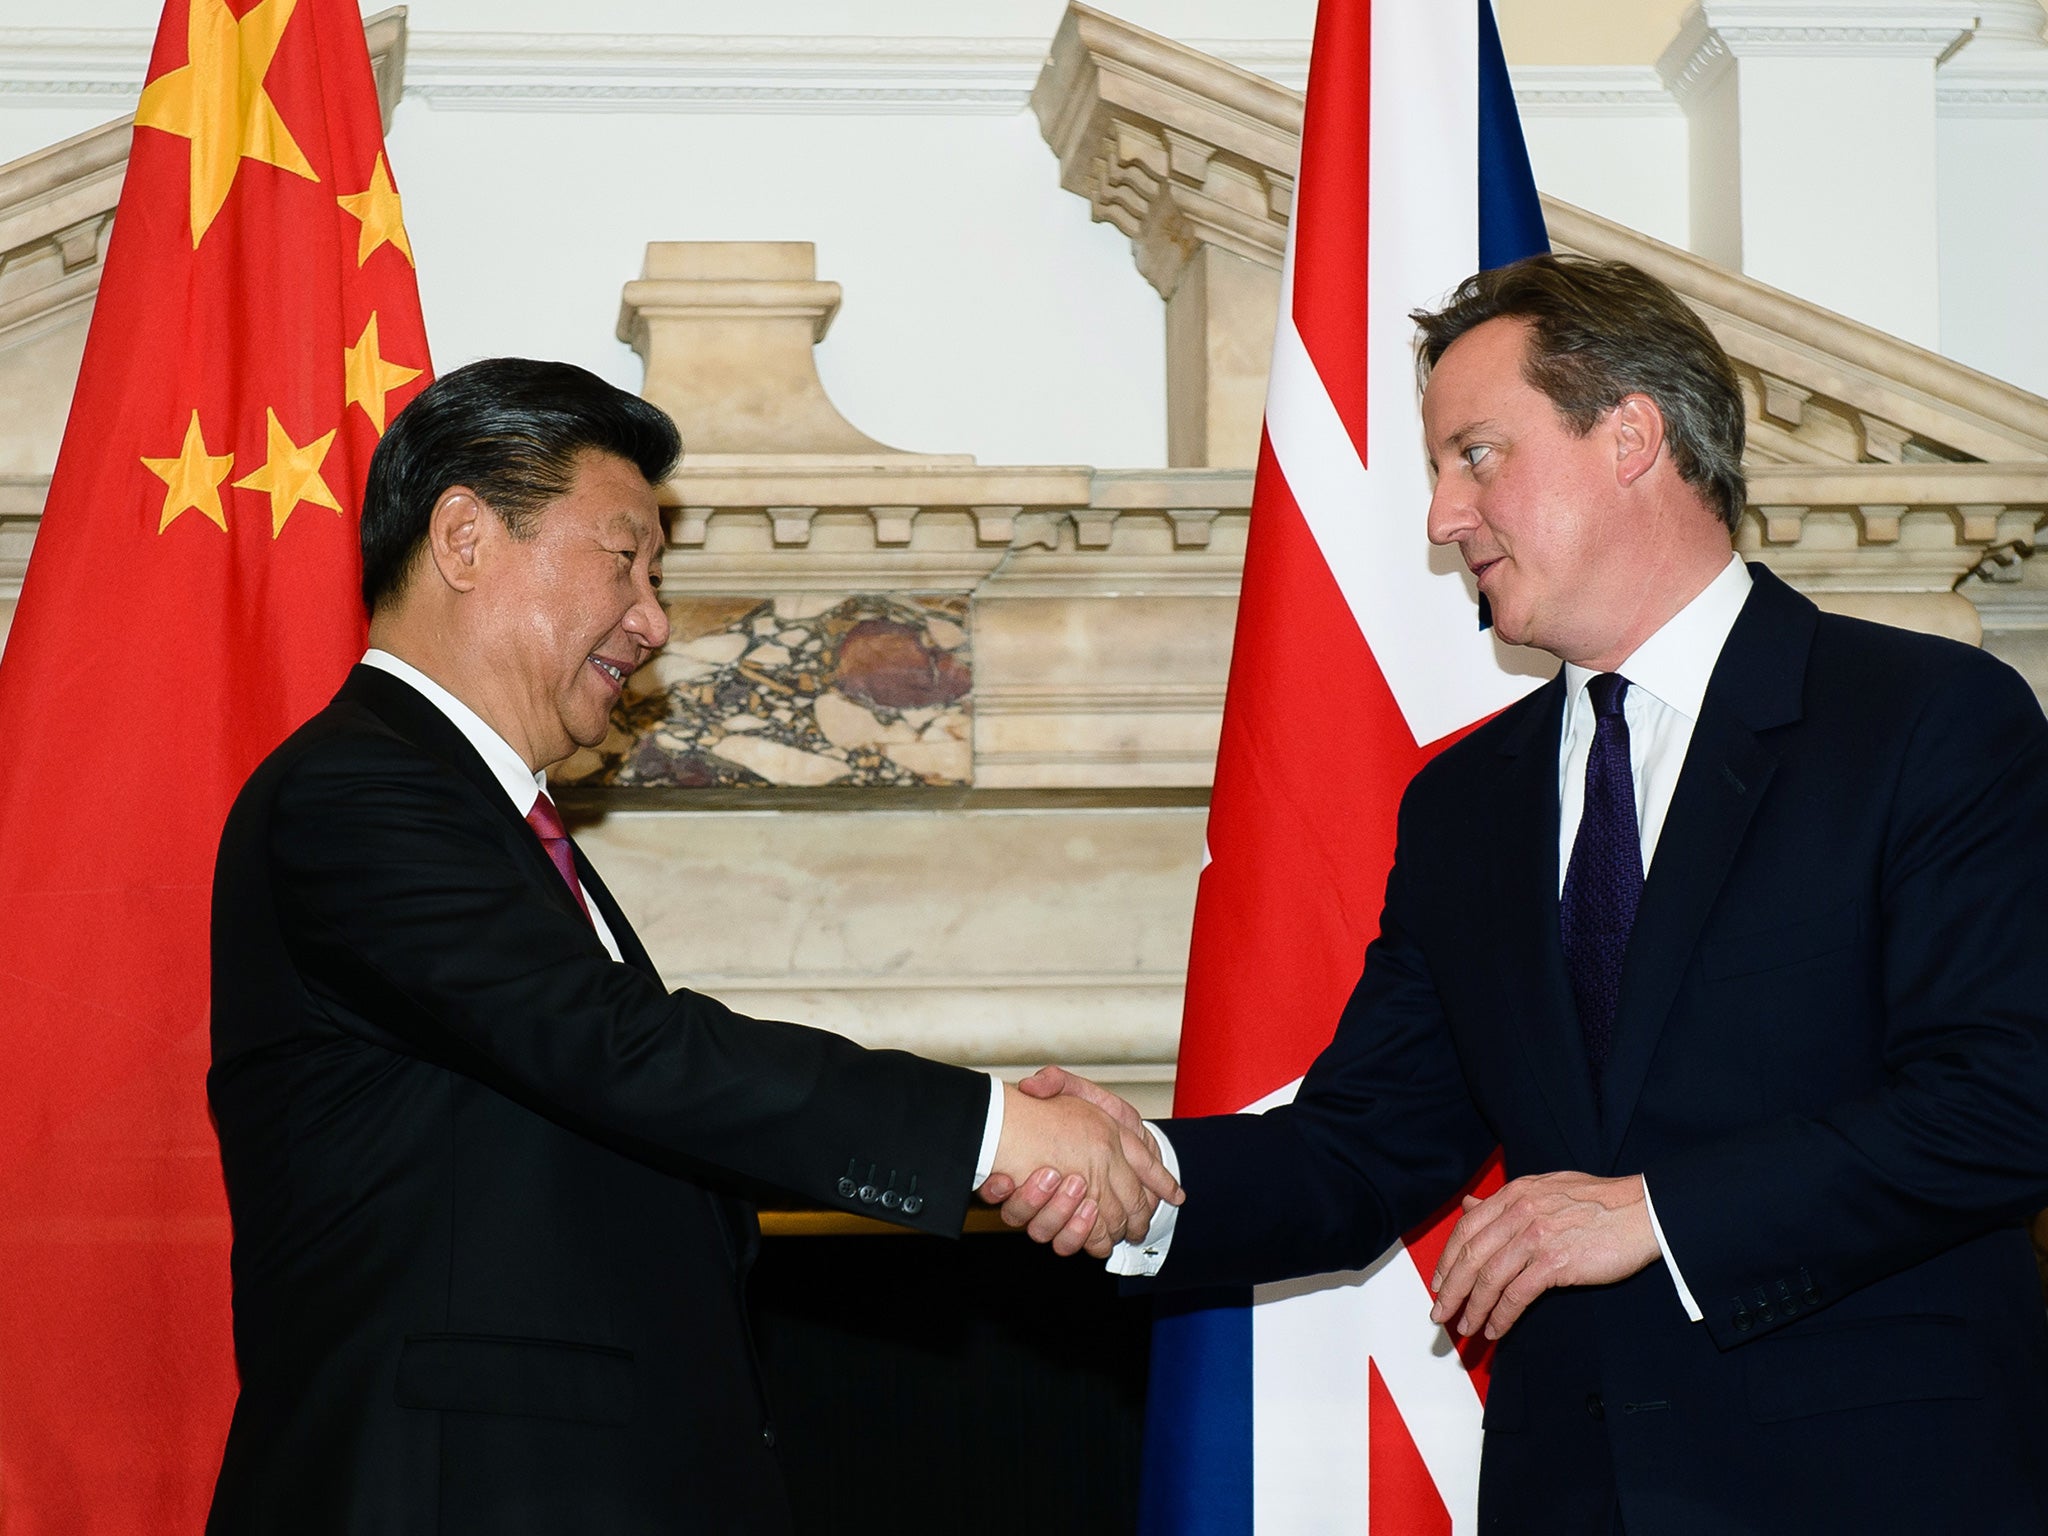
1939,110,2048,400
388,100,1172,468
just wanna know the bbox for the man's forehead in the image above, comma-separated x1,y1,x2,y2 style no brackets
1423,318,1535,426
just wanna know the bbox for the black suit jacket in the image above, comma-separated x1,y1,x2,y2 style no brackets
206,665,990,1534
1148,567,2048,1533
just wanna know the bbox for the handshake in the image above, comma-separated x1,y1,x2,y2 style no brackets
975,1066,1180,1259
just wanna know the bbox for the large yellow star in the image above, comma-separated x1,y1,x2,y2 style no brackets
233,407,342,538
343,313,424,435
135,0,318,247
142,409,235,533
336,153,415,268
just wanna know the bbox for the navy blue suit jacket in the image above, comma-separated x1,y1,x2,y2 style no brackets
1149,567,2048,1533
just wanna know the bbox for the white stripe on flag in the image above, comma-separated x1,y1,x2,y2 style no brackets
1266,0,1545,749
1243,1081,1487,1533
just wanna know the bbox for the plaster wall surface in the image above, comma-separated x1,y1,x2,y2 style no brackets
1940,112,2048,400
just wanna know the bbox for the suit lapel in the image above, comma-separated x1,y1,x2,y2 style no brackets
1596,567,1815,1150
575,852,661,980
1489,678,1606,1171
341,666,607,937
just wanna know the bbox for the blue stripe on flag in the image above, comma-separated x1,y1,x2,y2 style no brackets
1138,1291,1254,1536
1477,0,1549,269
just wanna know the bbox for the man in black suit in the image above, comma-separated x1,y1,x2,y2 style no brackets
992,257,2048,1532
206,358,1177,1533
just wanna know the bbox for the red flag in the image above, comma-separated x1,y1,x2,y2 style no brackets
0,0,429,1526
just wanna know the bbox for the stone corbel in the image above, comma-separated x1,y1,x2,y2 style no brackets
1032,3,1299,469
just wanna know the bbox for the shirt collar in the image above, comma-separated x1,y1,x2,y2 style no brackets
1562,553,1751,721
360,648,546,816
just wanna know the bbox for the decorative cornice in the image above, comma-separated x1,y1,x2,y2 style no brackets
1660,2,1984,105
0,9,408,129
1939,52,2048,115
1031,4,1301,299
1696,2,1981,55
0,25,1305,119
1509,66,1683,118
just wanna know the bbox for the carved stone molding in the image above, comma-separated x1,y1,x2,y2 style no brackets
0,12,410,124
0,25,1305,120
1509,66,1686,117
617,241,963,464
1659,2,1982,106
1031,5,1297,467
1032,4,1299,298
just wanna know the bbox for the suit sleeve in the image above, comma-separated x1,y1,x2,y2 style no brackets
264,733,989,1236
1646,653,2048,1348
1134,789,1496,1291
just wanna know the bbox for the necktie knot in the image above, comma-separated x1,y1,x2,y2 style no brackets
1588,671,1630,721
526,792,567,842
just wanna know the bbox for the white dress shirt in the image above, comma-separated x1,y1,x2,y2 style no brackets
359,649,1006,1187
1111,555,1753,1315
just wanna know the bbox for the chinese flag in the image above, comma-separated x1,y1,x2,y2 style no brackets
0,0,429,1527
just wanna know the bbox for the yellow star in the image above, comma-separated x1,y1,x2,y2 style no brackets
336,153,415,268
142,410,235,533
233,407,343,538
343,313,424,435
135,0,318,247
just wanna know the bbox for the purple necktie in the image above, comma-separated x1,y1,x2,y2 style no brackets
525,791,591,925
1560,673,1642,1080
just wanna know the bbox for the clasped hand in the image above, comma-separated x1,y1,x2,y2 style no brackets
977,1069,1181,1259
1429,1170,1660,1340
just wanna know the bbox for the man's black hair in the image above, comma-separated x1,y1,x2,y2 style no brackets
360,357,681,612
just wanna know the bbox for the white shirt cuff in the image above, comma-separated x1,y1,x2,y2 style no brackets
1643,1176,1703,1323
970,1072,1005,1190
1107,1122,1181,1276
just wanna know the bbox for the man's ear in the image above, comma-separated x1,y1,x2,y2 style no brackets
1613,393,1667,490
425,487,488,593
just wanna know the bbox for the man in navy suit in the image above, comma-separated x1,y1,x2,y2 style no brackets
988,256,2048,1532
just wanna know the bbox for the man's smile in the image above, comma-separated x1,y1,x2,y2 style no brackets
588,653,630,691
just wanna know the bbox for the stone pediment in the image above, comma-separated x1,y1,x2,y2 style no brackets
1032,2,2048,635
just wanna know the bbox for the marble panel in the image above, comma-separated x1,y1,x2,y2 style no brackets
558,591,973,789
567,804,1205,1106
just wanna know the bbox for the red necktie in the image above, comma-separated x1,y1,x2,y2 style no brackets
525,791,591,924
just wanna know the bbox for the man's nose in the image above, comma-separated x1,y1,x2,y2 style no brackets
1426,478,1475,547
626,582,669,652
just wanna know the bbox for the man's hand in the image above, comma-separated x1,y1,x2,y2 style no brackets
1429,1171,1660,1340
979,1068,1182,1258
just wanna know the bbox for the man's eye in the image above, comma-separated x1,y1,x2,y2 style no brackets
648,571,663,590
1463,444,1491,468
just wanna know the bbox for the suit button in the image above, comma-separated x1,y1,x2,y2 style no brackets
902,1194,924,1216
880,1189,902,1210
837,1177,857,1198
761,1426,776,1449
1586,1393,1604,1421
1733,1312,1753,1333
859,1187,880,1204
